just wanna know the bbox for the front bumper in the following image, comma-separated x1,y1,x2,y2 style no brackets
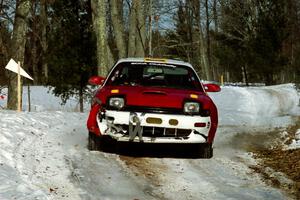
97,110,211,143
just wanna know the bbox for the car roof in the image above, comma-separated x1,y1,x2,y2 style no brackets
116,57,194,69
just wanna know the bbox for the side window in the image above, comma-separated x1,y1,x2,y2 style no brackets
107,65,125,85
113,66,131,85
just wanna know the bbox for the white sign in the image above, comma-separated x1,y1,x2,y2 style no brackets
5,58,34,80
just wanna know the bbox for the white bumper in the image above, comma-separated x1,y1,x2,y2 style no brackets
97,110,211,143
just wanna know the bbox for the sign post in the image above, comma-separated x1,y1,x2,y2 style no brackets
220,74,224,86
5,59,33,111
17,61,21,112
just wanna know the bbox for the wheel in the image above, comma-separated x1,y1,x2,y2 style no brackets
200,143,213,158
88,132,100,151
88,132,117,152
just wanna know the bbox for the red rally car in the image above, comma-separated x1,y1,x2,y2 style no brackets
87,58,220,158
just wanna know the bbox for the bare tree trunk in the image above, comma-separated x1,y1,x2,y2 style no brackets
30,2,39,84
148,0,152,56
27,85,31,112
0,30,4,58
128,0,146,57
212,0,219,81
242,65,249,86
110,0,127,58
128,0,138,57
31,39,39,84
186,0,192,61
41,0,48,83
7,0,31,110
196,1,211,81
198,27,211,81
107,43,114,68
205,0,212,80
135,0,146,57
91,0,112,76
79,86,83,112
213,0,218,33
0,23,9,83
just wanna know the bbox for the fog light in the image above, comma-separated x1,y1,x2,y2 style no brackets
146,117,162,124
169,119,178,126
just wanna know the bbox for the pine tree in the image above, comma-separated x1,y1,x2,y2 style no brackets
47,0,97,112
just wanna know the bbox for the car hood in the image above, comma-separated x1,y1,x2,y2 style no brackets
98,86,211,109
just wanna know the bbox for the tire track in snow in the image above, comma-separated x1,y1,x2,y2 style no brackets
69,151,161,200
118,156,168,199
10,112,83,200
115,126,294,200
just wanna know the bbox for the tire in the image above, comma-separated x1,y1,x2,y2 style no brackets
88,132,116,152
200,143,213,158
88,132,100,151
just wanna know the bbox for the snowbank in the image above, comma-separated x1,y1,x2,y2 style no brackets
210,84,300,127
0,86,91,112
0,111,88,199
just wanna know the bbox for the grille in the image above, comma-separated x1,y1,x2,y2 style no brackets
122,125,191,138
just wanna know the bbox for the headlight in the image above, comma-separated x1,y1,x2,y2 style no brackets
184,102,200,114
109,97,125,109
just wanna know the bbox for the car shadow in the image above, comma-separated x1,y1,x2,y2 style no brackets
98,138,211,159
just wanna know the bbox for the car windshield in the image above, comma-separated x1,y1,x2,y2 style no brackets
106,62,202,91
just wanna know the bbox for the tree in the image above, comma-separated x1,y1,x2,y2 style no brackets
204,0,212,78
40,0,49,83
135,0,146,57
281,0,300,83
26,0,41,84
251,0,288,84
214,0,296,85
127,0,138,57
7,0,31,110
0,21,10,85
162,0,212,80
197,0,212,80
110,0,127,58
47,0,97,112
91,0,113,76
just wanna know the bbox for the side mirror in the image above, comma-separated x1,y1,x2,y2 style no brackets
88,76,105,86
203,83,221,92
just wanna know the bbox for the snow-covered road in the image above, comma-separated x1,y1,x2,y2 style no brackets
0,84,299,199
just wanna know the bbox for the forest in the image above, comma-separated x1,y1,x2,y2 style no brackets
0,0,300,110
